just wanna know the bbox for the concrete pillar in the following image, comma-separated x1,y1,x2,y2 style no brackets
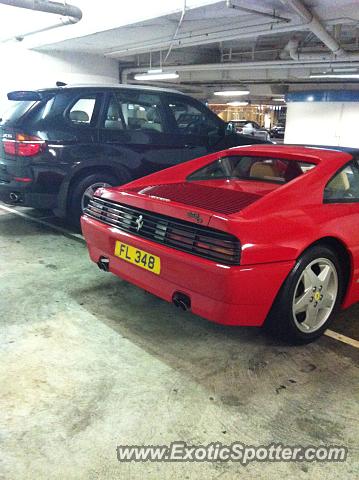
284,90,359,148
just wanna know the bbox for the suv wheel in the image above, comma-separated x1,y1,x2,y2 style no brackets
265,246,343,344
69,172,118,227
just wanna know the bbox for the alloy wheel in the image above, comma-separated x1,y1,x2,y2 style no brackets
292,258,339,333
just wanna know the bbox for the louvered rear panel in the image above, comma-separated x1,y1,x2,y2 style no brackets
135,182,260,215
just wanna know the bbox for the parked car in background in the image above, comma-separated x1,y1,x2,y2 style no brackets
231,120,271,141
270,124,285,139
82,144,359,344
0,84,268,225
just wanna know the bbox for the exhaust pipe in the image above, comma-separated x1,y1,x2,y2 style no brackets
97,256,110,272
172,292,191,311
9,192,20,202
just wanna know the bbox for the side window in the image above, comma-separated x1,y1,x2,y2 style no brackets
166,97,219,136
324,161,359,202
68,96,97,125
110,91,164,133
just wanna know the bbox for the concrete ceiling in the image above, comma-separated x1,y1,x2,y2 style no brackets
4,0,359,102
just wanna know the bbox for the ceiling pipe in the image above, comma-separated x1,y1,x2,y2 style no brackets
283,37,359,61
121,58,359,83
0,0,82,41
282,0,359,60
0,0,82,20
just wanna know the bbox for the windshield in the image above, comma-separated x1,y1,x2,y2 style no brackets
188,155,315,184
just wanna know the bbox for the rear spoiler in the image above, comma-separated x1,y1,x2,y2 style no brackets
7,91,45,101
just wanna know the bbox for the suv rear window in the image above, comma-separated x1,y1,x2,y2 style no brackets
1,100,36,125
188,155,315,184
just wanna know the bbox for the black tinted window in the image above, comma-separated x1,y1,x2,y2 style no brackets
188,155,315,184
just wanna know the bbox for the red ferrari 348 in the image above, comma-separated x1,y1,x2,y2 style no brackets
81,145,359,343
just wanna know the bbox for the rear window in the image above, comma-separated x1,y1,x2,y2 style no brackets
1,100,36,124
188,155,315,184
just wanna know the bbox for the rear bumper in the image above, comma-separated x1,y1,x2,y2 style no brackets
81,215,295,327
0,181,57,209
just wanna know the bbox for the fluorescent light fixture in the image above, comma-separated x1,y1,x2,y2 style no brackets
309,73,359,79
214,90,250,97
272,97,286,102
226,101,248,106
134,69,179,81
333,68,359,73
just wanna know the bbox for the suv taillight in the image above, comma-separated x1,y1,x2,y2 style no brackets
3,133,46,157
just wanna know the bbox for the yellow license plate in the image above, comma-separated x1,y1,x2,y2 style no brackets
114,241,161,275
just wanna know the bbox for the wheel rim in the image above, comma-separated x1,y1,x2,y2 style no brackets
81,182,112,212
292,258,339,333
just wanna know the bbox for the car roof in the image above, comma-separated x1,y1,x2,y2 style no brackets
36,83,184,95
291,144,359,156
225,144,354,165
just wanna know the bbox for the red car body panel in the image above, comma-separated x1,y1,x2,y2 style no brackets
81,145,359,327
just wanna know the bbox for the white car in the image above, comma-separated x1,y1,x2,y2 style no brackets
232,120,271,141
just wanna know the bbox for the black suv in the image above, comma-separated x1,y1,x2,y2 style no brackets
0,84,267,224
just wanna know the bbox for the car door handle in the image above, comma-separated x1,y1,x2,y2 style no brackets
184,144,197,149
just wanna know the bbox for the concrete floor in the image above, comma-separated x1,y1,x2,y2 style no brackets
0,203,358,480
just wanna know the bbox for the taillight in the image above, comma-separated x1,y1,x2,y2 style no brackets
3,133,46,157
3,139,16,155
194,235,240,263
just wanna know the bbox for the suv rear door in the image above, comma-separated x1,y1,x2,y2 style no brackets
64,92,103,143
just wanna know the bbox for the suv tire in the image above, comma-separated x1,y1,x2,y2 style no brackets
68,172,118,227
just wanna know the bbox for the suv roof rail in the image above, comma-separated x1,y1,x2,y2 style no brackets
55,83,185,95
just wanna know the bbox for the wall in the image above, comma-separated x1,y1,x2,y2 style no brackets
284,91,359,148
0,45,119,114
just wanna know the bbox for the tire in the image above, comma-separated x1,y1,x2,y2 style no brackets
265,245,344,344
68,172,118,227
